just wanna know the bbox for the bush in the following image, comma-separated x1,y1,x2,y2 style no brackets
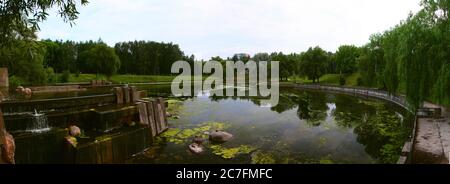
75,70,81,77
46,67,58,84
357,77,364,86
339,76,346,86
60,70,71,83
9,76,26,88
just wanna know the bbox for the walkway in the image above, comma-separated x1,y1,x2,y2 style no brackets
412,103,450,164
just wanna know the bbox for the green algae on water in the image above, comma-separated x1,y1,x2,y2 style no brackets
210,144,257,159
251,151,276,164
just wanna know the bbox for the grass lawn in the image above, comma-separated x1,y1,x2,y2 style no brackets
291,74,341,85
291,73,361,87
67,74,206,83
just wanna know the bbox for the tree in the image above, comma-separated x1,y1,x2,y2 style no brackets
0,41,49,85
0,0,88,45
335,45,359,74
252,53,270,62
84,45,121,79
298,47,328,83
210,56,224,62
271,52,295,81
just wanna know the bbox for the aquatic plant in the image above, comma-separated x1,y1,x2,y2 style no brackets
210,145,257,159
157,121,231,145
251,151,276,164
354,106,410,163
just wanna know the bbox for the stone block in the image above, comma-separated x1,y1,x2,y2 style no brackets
145,101,157,137
114,87,124,104
123,87,130,104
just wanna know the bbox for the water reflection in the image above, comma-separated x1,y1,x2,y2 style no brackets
135,85,412,164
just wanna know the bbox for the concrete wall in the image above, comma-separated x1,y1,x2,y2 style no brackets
0,68,8,87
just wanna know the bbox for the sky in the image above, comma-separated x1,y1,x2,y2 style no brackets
37,0,422,60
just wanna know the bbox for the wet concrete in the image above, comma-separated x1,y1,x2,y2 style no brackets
413,103,450,164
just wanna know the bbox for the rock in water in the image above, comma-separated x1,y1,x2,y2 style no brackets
193,136,204,145
69,126,81,137
188,143,205,154
23,88,32,96
15,86,24,93
209,130,233,143
1,131,15,164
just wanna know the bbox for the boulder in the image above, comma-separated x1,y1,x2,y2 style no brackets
1,131,15,164
209,130,233,143
69,126,81,137
188,143,205,154
193,136,205,145
15,86,24,93
23,88,32,96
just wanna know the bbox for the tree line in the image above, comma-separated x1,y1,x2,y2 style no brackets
0,0,448,108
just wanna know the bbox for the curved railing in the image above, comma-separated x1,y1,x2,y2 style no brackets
293,84,411,112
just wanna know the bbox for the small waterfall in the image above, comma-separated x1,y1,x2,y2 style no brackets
26,109,51,133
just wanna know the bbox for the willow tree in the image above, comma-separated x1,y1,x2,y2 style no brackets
298,47,328,83
1,0,89,45
357,34,385,88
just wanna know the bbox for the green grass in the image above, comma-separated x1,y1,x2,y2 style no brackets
291,73,361,87
66,74,205,84
345,72,361,87
291,74,341,85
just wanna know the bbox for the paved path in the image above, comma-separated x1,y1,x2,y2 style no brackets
412,103,450,164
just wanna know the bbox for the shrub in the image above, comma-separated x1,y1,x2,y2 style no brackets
9,76,26,88
60,70,71,83
339,76,346,86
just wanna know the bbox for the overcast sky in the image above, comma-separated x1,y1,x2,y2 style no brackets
37,0,422,60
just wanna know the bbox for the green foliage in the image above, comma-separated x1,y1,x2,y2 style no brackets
0,41,50,85
45,67,58,83
0,0,88,45
432,64,450,106
114,41,184,75
339,75,346,86
354,106,410,163
8,76,25,88
60,70,71,83
355,0,449,108
82,44,121,78
298,47,328,83
335,45,360,74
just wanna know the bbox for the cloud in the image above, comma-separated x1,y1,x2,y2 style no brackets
37,0,421,60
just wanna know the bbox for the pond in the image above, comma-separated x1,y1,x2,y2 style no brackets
130,85,413,164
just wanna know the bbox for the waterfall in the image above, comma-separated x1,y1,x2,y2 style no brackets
26,109,51,133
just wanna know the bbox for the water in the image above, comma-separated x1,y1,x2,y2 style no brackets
130,86,413,164
26,109,51,133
